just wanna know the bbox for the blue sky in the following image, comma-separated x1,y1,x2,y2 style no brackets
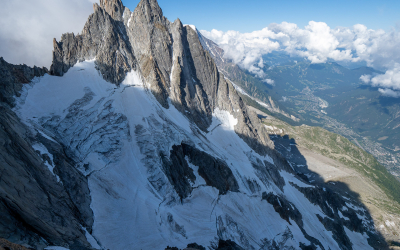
0,0,399,95
1,0,400,74
123,0,400,32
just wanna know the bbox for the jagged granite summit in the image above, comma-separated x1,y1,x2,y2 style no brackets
0,0,389,249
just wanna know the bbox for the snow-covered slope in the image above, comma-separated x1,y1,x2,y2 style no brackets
0,0,388,249
13,58,382,249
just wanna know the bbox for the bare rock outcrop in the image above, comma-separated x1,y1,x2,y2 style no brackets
0,57,47,106
0,62,93,250
50,0,136,84
50,0,273,155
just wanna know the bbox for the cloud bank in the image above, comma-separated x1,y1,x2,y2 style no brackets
201,22,400,97
0,0,98,68
1,2,399,97
361,63,400,97
378,88,400,98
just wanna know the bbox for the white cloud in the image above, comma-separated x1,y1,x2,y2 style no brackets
379,88,400,98
263,79,275,86
0,0,98,68
275,21,352,64
360,74,371,84
360,63,400,96
201,22,400,96
370,64,400,90
203,28,280,78
3,1,400,99
202,23,400,71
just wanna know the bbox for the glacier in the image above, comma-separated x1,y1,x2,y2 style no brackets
11,59,379,250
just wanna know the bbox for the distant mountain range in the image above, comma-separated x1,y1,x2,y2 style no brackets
198,30,400,177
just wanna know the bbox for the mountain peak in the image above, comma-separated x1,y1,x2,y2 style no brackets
184,24,197,32
139,0,162,9
99,0,125,21
135,0,163,22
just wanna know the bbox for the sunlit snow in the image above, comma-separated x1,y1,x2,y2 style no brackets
13,60,374,250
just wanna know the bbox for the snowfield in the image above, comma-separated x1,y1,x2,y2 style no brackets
14,60,375,250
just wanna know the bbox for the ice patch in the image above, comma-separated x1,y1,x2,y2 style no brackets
127,13,132,28
265,125,276,130
326,201,334,214
122,69,144,87
385,220,395,227
356,213,366,221
282,172,314,188
81,226,101,249
32,143,60,182
345,202,365,212
338,210,349,220
210,108,238,131
343,227,373,250
342,196,350,201
264,125,284,134
230,81,251,98
229,80,270,108
37,130,57,143
186,157,207,187
256,100,270,109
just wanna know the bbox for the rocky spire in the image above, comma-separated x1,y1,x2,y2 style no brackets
135,0,164,23
49,0,273,155
50,0,136,84
99,0,125,21
0,57,48,106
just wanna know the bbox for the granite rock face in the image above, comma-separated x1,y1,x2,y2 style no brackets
99,0,125,21
50,0,273,156
0,62,93,249
0,107,94,249
197,30,300,122
0,238,31,250
127,0,273,153
50,0,136,84
0,57,47,106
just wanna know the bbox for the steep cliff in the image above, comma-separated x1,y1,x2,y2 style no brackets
0,61,94,249
0,57,47,106
50,0,273,156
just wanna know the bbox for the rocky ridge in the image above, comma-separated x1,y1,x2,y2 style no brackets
50,0,273,156
0,64,94,249
0,57,48,106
